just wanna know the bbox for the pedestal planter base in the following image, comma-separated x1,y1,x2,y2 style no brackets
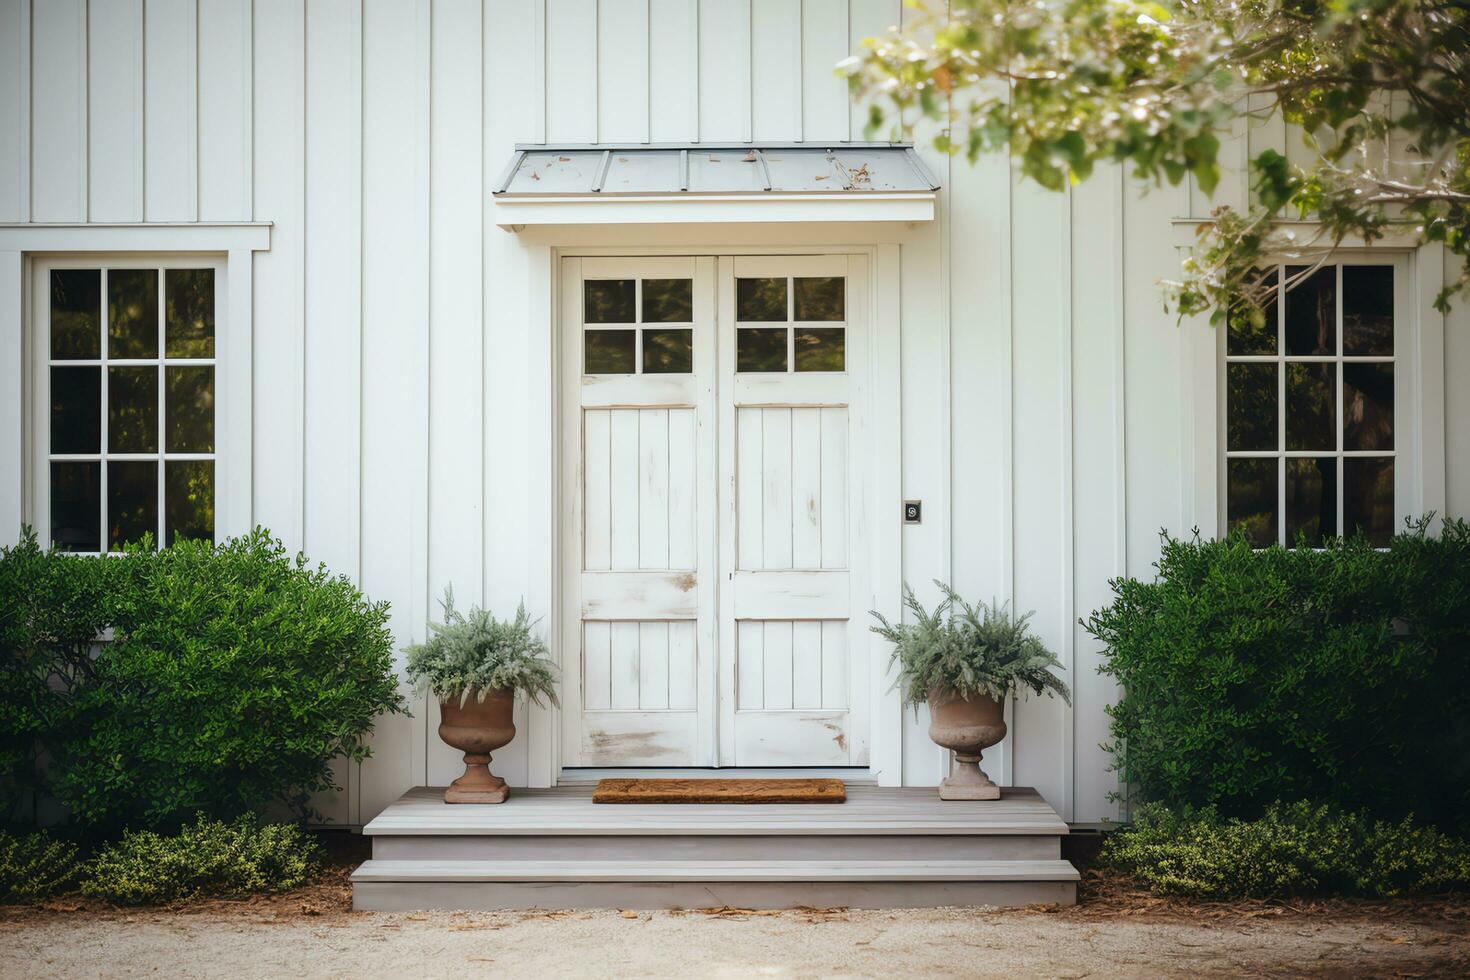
438,690,516,805
928,692,1007,803
939,755,1002,801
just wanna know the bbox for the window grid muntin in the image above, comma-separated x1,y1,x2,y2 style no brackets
1224,262,1396,546
582,277,695,376
45,265,216,552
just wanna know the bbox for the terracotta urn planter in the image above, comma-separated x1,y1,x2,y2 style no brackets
927,691,1006,801
438,688,515,804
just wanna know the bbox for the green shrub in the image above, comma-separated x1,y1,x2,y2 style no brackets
0,531,127,814
1085,517,1470,829
0,528,407,831
0,830,82,902
1104,802,1470,899
83,815,321,905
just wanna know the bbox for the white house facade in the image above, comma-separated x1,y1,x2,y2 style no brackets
2,0,1466,831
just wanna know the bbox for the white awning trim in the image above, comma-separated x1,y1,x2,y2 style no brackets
492,143,939,228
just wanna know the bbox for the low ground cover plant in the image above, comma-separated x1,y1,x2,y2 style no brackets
1086,517,1470,830
0,830,82,902
0,528,406,830
1104,802,1470,900
82,815,322,906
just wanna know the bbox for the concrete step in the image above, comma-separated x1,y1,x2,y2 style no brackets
351,858,1080,911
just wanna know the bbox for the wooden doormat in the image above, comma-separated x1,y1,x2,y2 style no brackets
592,778,846,804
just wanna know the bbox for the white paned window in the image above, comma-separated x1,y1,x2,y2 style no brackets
38,258,221,552
583,276,695,375
734,275,846,373
1223,259,1401,546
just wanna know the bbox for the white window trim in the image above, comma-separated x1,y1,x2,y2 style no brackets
0,222,269,549
1183,247,1448,542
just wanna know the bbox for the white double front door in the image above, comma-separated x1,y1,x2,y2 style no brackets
559,254,872,769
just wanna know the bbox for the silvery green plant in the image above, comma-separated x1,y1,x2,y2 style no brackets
405,587,559,708
870,581,1070,708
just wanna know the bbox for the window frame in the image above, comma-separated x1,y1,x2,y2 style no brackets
1216,251,1415,546
30,253,228,553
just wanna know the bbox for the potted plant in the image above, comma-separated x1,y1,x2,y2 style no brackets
405,588,559,804
871,582,1070,801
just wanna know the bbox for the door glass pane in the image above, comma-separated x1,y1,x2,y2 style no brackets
1343,363,1392,451
50,461,100,552
109,366,159,453
165,268,215,358
793,277,844,321
1227,458,1277,545
1344,457,1394,546
108,269,159,358
641,278,693,323
737,328,787,372
642,329,693,374
1227,268,1277,355
736,278,787,322
1284,265,1336,355
50,366,100,454
1285,362,1335,451
166,366,215,452
794,327,845,372
1286,457,1337,547
584,329,636,374
584,280,636,323
1227,363,1277,451
51,269,101,359
165,460,214,543
1343,265,1393,355
108,460,158,550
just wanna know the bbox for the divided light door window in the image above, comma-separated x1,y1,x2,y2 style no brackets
1224,258,1403,547
38,259,221,553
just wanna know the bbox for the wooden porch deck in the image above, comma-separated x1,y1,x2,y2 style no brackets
352,785,1079,911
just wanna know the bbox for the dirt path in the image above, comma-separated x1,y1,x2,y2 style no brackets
3,902,1467,979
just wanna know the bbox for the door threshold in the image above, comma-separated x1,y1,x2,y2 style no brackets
558,767,879,786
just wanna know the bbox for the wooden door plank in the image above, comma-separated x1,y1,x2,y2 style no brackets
762,620,794,710
638,408,670,569
737,619,764,710
736,406,764,570
668,619,698,710
611,621,641,710
584,409,612,570
791,408,823,568
638,621,670,710
761,408,794,569
583,620,612,710
819,406,849,569
609,409,640,570
667,408,697,569
791,620,824,710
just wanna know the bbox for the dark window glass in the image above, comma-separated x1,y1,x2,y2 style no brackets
1285,362,1335,451
50,366,100,454
1284,265,1336,355
108,366,159,453
165,268,215,358
108,460,157,550
1344,457,1394,546
1343,363,1392,451
1227,458,1277,545
793,277,844,321
584,280,636,323
641,278,693,323
165,366,215,452
1227,363,1277,451
642,329,693,374
1286,457,1337,547
795,327,845,372
736,278,787,322
108,269,159,358
50,269,100,359
1343,265,1393,355
165,460,214,543
50,461,100,552
736,328,788,372
584,329,636,374
1227,268,1277,355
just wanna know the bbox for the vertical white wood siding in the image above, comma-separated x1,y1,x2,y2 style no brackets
1,0,1462,825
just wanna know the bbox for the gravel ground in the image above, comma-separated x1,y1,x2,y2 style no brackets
3,902,1467,979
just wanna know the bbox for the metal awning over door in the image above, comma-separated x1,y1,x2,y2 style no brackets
491,143,940,228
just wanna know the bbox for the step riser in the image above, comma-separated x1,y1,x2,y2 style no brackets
372,833,1060,863
353,879,1077,912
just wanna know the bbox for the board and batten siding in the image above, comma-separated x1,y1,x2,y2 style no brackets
0,0,1462,826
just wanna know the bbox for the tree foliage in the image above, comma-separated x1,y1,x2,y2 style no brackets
843,0,1469,324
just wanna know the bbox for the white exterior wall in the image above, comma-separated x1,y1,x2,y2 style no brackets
0,0,1459,826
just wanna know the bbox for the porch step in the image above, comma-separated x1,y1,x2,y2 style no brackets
351,858,1080,911
353,785,1078,910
